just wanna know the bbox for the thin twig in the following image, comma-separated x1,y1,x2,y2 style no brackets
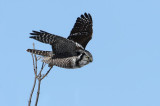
28,43,53,106
31,53,37,76
35,54,37,73
38,62,46,78
41,66,53,80
35,79,41,106
28,45,38,106
28,77,37,106
37,56,42,61
34,56,51,106
33,43,38,74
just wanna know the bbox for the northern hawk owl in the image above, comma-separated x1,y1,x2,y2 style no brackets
27,13,93,69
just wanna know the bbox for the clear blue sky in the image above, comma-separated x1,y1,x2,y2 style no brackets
0,0,160,106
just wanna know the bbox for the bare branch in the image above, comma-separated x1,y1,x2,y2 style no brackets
33,43,38,74
41,66,53,80
30,43,37,76
35,79,41,106
38,62,46,78
28,77,37,106
28,43,38,106
28,43,53,106
31,53,37,76
37,56,42,61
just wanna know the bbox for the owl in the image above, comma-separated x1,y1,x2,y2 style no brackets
27,13,93,69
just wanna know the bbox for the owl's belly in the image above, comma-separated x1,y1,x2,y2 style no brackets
48,56,80,69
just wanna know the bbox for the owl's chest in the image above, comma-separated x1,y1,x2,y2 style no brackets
51,56,78,69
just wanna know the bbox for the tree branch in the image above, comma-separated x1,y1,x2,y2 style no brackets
28,43,53,106
31,52,37,76
38,62,46,78
28,77,36,106
33,43,38,75
41,66,53,80
35,79,41,106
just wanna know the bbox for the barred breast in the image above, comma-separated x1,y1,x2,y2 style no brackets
43,56,78,69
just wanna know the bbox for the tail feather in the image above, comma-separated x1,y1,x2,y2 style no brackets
30,30,55,44
27,49,52,56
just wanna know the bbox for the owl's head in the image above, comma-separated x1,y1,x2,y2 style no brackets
76,49,93,68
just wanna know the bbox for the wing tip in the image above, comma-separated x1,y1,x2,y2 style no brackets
80,12,92,22
29,30,40,37
29,36,35,38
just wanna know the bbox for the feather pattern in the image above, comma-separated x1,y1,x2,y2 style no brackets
30,30,83,58
43,56,77,68
27,13,93,69
68,13,93,48
26,49,53,57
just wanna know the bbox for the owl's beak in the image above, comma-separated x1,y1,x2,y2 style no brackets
90,57,93,62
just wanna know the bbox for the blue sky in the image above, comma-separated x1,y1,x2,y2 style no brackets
0,0,160,106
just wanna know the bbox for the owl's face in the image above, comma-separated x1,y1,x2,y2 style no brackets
77,50,93,67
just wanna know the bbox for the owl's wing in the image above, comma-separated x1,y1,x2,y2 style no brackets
68,13,93,49
30,30,82,58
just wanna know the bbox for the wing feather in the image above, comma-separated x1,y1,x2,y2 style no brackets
68,13,93,48
29,30,82,58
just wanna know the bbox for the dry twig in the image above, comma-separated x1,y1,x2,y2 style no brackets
41,66,53,80
35,79,41,106
28,77,36,106
28,43,53,106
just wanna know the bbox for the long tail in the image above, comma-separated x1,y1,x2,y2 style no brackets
26,49,52,56
29,30,57,44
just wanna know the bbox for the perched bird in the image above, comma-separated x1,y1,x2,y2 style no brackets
27,13,93,69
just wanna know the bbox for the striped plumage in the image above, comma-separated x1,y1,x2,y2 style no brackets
43,56,77,68
27,13,93,69
68,13,93,48
27,49,53,57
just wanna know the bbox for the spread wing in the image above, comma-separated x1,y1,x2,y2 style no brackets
30,30,82,58
68,13,93,48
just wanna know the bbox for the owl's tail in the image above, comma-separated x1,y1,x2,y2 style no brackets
26,49,52,57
